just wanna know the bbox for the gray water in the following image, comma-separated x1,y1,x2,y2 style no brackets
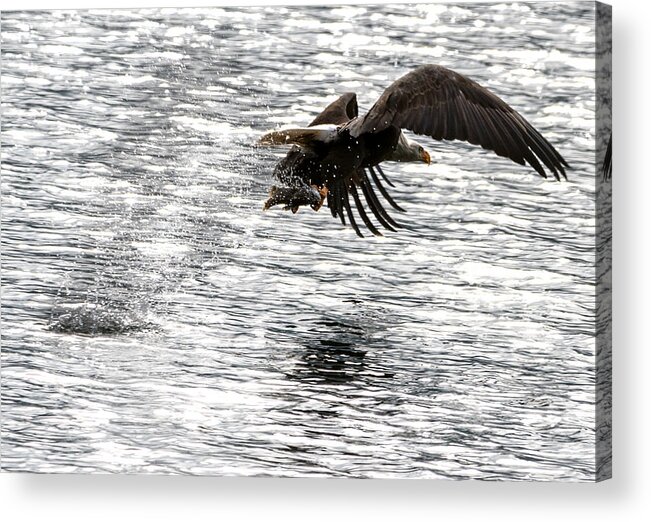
2,3,602,479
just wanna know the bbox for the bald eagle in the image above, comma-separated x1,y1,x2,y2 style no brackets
259,64,568,237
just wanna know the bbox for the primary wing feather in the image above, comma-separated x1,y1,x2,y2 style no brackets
351,64,568,180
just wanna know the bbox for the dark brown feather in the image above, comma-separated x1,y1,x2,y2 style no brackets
351,64,568,179
375,164,395,188
369,166,405,212
361,173,401,231
350,184,382,237
341,186,363,237
309,93,358,127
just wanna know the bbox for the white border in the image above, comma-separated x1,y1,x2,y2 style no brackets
2,0,649,520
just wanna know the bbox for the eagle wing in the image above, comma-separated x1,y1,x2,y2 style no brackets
258,93,358,147
350,64,568,180
309,92,358,126
258,125,338,147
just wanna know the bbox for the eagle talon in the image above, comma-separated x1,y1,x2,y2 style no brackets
309,185,329,212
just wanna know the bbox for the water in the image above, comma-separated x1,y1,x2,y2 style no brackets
1,3,601,479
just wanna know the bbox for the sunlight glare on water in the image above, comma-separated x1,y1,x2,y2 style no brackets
1,3,600,480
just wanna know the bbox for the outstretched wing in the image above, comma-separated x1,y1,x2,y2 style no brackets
351,64,568,180
258,93,357,147
258,125,338,147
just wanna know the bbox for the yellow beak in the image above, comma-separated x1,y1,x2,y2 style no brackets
421,149,431,165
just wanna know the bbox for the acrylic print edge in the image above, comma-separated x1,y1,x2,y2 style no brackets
595,0,612,482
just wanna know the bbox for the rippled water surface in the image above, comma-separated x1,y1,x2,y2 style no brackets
2,3,601,479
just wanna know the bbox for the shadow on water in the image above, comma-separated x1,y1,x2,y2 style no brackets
287,315,394,386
